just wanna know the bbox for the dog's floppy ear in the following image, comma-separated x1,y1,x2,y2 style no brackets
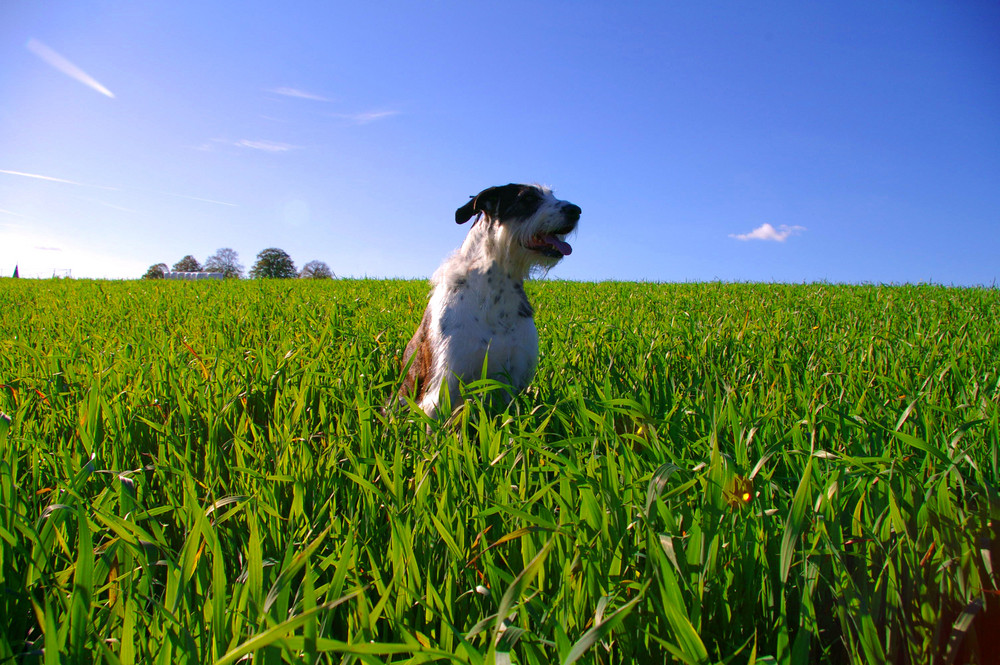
455,184,523,224
454,196,482,225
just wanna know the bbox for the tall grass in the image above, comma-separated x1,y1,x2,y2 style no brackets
1,278,997,663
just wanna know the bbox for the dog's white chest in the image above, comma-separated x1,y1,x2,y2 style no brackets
429,268,538,389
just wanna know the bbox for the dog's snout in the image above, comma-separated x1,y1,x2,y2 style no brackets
562,204,582,221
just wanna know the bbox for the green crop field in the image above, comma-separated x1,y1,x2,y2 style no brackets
1,278,997,664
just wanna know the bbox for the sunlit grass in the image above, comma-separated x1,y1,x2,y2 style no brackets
1,278,997,663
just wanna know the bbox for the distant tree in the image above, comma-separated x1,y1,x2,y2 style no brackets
300,260,335,279
204,247,244,278
12,265,18,278
172,255,202,272
143,263,169,279
249,248,296,279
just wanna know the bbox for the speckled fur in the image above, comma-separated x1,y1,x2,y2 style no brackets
399,184,580,417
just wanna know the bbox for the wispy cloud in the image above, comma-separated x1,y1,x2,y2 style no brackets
268,87,331,102
91,200,138,214
26,39,115,98
331,110,400,125
193,138,234,152
730,223,806,242
0,169,117,191
1,169,86,186
236,139,301,152
35,246,62,252
160,191,239,207
2,170,236,210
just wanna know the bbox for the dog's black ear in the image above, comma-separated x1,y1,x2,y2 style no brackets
455,196,481,225
455,184,523,224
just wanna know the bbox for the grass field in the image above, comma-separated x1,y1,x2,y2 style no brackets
1,278,997,664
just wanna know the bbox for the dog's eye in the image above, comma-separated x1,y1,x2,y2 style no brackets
507,192,541,218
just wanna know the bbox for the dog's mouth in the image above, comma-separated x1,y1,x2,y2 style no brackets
524,234,573,258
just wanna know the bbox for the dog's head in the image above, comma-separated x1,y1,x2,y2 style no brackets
455,184,580,268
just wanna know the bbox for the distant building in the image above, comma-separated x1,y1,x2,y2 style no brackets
164,272,224,281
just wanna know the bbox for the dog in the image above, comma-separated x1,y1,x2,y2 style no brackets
397,183,580,418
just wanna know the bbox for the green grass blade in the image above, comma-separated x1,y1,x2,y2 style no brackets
780,457,813,584
561,592,644,665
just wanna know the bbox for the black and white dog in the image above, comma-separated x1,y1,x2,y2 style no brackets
398,183,580,417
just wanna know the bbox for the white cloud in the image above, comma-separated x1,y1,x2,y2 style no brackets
330,110,400,125
268,87,331,102
26,39,115,98
2,172,235,209
159,191,238,207
729,223,806,242
92,200,138,214
236,139,300,152
0,169,117,191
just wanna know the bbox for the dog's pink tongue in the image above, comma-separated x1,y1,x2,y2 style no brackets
544,235,572,256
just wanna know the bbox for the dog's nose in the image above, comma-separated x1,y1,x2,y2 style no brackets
562,204,582,221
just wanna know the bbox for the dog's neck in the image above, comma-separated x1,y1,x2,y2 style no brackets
454,218,534,283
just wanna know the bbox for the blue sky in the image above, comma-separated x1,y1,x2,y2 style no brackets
2,1,998,284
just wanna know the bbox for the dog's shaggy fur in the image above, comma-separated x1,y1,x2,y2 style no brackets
398,183,580,417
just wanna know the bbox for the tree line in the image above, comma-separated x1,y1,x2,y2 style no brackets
143,248,334,280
